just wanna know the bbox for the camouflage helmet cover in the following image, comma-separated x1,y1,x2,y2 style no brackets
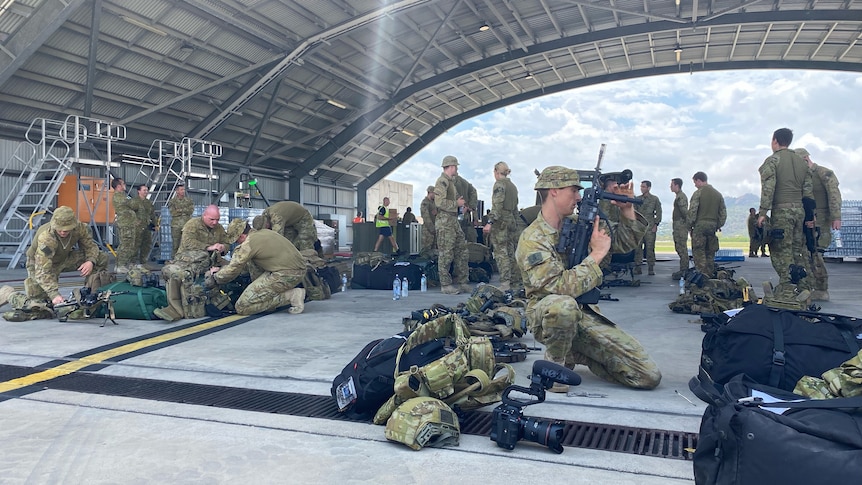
384,396,461,450
441,155,459,167
252,215,265,231
226,218,248,243
794,147,810,158
534,166,583,190
51,206,78,231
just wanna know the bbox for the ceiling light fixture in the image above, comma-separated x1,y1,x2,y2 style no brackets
326,99,348,109
400,128,417,137
675,0,681,6
119,14,168,37
180,42,194,52
479,22,490,32
674,43,683,63
524,72,534,80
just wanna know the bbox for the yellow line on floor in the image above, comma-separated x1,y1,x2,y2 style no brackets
0,314,245,394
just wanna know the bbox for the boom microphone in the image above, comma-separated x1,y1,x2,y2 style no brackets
532,360,582,386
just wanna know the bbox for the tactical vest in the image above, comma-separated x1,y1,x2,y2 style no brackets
773,150,808,205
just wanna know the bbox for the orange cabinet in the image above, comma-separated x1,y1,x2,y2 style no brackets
58,176,115,223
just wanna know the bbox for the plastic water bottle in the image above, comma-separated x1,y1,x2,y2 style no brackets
679,277,685,295
393,274,401,300
402,276,409,298
832,228,844,248
341,273,348,292
420,273,427,292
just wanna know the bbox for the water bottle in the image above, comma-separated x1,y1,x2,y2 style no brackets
393,274,401,300
679,277,685,295
420,273,427,292
832,228,844,248
402,276,409,298
341,273,348,292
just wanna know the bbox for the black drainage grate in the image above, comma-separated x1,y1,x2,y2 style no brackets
1,365,696,459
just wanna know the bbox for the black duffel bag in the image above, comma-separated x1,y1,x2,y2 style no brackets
692,304,862,395
694,373,862,485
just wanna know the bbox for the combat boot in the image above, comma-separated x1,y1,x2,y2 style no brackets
543,351,571,394
287,288,306,314
648,266,655,276
749,252,757,258
633,266,642,275
459,283,473,293
441,285,460,295
0,285,16,307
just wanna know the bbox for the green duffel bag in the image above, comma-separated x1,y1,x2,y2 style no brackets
96,281,168,320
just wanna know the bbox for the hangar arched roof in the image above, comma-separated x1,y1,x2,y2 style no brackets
1,0,860,194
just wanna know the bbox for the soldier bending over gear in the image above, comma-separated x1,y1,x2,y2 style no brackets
206,224,306,315
256,201,317,252
0,206,109,322
515,167,661,392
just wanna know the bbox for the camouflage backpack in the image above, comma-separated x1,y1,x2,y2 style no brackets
353,251,391,267
669,273,754,315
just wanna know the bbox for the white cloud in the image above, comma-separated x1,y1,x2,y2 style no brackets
390,70,861,217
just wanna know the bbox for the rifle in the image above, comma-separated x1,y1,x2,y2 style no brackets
54,287,129,326
555,144,642,304
802,197,820,258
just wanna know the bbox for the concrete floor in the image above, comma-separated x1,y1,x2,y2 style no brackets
0,254,860,484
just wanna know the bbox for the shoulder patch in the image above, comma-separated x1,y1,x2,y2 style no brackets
527,252,546,266
40,246,54,258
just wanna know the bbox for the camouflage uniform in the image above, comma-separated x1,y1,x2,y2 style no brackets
419,187,437,256
263,201,317,251
5,207,108,320
515,167,660,390
488,171,520,287
212,229,306,315
112,190,139,269
453,174,478,243
800,152,841,295
434,158,469,289
167,192,195,258
688,183,726,277
131,195,157,264
672,190,689,274
747,213,768,256
759,148,813,289
635,192,662,274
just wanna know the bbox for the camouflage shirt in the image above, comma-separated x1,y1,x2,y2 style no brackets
637,193,662,228
168,196,195,225
434,172,459,215
689,184,727,229
26,222,102,299
758,148,813,217
178,217,229,253
213,229,305,284
112,191,137,222
672,191,688,229
810,163,842,222
131,196,157,226
420,197,437,228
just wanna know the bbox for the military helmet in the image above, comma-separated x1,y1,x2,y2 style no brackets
534,166,583,190
384,397,460,450
441,155,459,167
226,218,248,243
51,206,78,231
426,185,435,193
251,215,265,231
794,147,810,158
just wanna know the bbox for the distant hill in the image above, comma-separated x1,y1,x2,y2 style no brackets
656,193,757,239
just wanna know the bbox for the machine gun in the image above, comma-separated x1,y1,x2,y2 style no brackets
54,287,128,327
555,144,642,304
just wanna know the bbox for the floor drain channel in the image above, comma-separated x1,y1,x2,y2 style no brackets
2,365,696,459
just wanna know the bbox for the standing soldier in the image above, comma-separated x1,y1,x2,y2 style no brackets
111,178,138,273
757,128,813,296
670,178,689,279
0,207,109,321
482,161,520,290
747,208,768,258
635,180,662,276
688,172,726,278
434,156,470,295
167,182,194,259
420,186,437,257
131,184,157,266
453,173,479,243
256,201,317,252
796,147,842,301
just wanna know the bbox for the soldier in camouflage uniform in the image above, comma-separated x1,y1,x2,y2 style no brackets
688,172,727,278
207,225,306,315
131,184,157,266
482,162,520,290
796,147,842,301
153,206,238,321
515,166,660,391
1,206,109,321
434,156,470,295
757,128,813,295
670,178,689,279
259,201,317,252
453,173,478,243
419,186,437,256
167,182,195,259
635,180,662,275
111,178,138,273
747,208,768,257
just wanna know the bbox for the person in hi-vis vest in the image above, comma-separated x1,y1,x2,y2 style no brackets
373,196,399,254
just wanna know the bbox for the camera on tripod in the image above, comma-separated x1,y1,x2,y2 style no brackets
490,360,581,454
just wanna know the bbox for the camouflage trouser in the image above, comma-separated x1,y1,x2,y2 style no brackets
806,218,832,291
234,269,303,315
489,217,520,285
272,212,316,252
691,222,719,277
170,221,188,258
436,213,468,286
526,294,661,389
459,218,478,243
637,229,657,269
136,227,153,264
421,224,436,255
672,224,689,272
115,217,139,267
24,250,109,301
749,235,767,255
768,207,808,287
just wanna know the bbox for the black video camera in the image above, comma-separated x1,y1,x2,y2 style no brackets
490,360,581,454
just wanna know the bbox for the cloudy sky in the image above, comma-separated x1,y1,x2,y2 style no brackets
389,69,861,219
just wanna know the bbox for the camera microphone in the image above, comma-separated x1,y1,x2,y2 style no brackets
532,360,581,386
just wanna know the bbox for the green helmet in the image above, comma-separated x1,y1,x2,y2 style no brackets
534,166,583,190
226,218,248,243
384,397,460,450
441,155,459,167
51,206,78,231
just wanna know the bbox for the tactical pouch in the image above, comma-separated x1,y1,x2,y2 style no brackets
770,228,785,240
86,270,115,292
180,273,207,318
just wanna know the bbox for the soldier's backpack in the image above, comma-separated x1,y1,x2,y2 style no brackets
669,272,752,315
95,281,168,320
